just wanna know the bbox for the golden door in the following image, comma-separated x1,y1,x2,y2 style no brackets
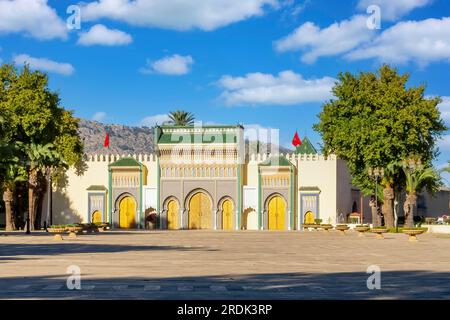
119,196,136,229
189,193,212,229
222,199,233,230
167,200,179,230
92,210,102,224
268,196,285,230
304,211,315,224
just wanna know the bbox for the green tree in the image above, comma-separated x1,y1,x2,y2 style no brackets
314,65,446,227
20,142,59,230
1,63,84,231
402,161,440,228
0,143,27,231
168,110,195,126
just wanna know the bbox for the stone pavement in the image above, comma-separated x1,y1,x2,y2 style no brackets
1,230,450,299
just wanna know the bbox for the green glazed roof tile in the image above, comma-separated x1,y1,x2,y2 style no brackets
295,136,318,154
86,185,108,191
109,157,141,167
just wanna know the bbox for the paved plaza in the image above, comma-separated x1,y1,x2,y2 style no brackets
1,229,450,299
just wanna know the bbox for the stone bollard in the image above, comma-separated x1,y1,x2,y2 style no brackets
68,232,77,239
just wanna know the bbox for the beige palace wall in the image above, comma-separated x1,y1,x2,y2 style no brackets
41,152,364,229
41,154,158,225
296,154,338,225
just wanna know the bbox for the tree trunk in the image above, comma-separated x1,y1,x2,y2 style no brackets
28,169,39,231
34,173,47,230
382,186,394,228
404,193,417,229
369,198,379,227
3,188,15,231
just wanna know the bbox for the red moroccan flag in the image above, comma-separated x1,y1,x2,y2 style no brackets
104,133,110,148
292,131,302,147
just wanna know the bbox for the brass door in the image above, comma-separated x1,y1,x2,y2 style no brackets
189,193,212,229
92,210,102,224
119,196,136,229
268,196,285,230
167,199,179,230
222,199,233,230
304,211,315,224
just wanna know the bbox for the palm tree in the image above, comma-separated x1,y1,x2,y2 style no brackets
1,162,27,231
380,162,405,228
168,110,195,126
402,161,440,228
0,143,27,231
21,142,59,231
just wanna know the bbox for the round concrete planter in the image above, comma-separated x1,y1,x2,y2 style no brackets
371,228,388,239
335,224,350,235
320,224,333,232
355,225,371,237
47,228,66,240
402,229,425,242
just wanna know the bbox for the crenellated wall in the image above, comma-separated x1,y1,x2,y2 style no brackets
41,152,354,228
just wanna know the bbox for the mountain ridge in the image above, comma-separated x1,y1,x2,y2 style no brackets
78,119,293,155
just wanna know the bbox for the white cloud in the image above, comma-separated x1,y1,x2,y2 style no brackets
141,54,194,75
357,0,432,21
81,0,278,31
437,96,450,123
13,54,75,76
77,24,132,46
92,112,107,122
346,17,450,66
0,0,67,40
140,114,170,127
274,15,374,64
217,70,335,106
438,135,450,151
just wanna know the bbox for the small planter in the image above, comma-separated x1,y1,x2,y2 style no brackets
335,224,350,235
320,224,333,232
47,227,66,240
402,229,426,242
355,225,371,237
371,228,388,239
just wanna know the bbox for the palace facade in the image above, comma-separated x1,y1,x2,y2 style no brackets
29,125,449,230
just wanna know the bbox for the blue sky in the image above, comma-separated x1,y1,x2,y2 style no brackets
1,0,450,180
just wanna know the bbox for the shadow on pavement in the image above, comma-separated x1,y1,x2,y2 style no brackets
0,270,449,299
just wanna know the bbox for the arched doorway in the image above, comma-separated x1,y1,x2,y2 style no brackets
268,196,285,230
92,210,102,224
221,199,233,230
189,192,212,229
167,199,179,230
304,211,315,224
119,196,136,229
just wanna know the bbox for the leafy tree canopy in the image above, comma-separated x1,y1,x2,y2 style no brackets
0,63,84,177
314,65,447,195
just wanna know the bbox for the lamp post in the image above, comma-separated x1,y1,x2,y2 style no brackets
368,167,385,226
